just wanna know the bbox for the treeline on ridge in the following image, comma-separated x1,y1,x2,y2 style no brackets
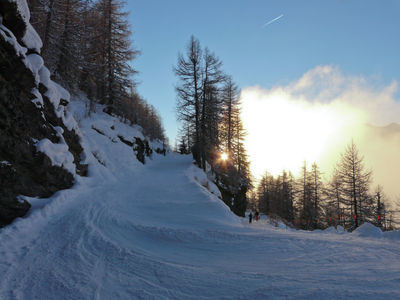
252,141,398,231
28,0,166,142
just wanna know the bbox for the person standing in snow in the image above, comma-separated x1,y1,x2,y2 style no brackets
255,211,259,221
249,212,253,223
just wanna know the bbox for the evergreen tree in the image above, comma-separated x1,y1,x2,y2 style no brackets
220,77,239,157
53,0,84,86
231,103,249,180
174,36,251,217
374,185,385,228
310,162,324,227
296,161,313,228
256,171,294,224
178,136,188,154
336,141,372,229
325,169,345,228
174,35,203,166
95,0,138,113
257,172,273,215
29,0,69,72
199,48,225,170
28,0,166,143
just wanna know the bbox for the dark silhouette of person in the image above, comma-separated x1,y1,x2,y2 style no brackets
249,212,253,223
255,211,259,221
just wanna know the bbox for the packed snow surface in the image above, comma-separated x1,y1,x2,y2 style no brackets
1,100,400,299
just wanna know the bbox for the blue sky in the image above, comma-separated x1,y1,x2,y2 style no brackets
126,0,400,145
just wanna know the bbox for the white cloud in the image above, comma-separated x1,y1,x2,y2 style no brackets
240,65,400,199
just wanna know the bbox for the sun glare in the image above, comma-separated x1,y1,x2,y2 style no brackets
240,88,366,179
220,152,228,161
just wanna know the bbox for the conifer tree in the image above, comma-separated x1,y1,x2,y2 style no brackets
94,0,138,113
175,36,203,166
174,36,251,217
199,48,225,170
231,103,249,180
374,185,385,228
53,0,84,86
257,174,271,215
29,0,67,71
28,0,166,142
325,169,345,227
297,161,311,227
336,141,372,228
310,162,323,227
220,77,239,157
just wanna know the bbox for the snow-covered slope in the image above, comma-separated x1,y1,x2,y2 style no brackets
0,97,400,299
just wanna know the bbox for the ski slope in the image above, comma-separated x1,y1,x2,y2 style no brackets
1,102,400,299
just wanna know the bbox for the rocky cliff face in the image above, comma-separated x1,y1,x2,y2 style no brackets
0,0,86,226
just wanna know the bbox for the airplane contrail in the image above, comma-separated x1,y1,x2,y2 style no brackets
263,14,284,28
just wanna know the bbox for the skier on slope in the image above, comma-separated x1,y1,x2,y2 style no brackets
249,212,253,223
255,211,259,221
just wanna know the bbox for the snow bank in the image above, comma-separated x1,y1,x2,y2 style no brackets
336,225,346,233
324,227,337,233
353,222,382,238
323,225,347,234
186,163,222,199
69,96,144,142
65,94,168,177
383,230,400,240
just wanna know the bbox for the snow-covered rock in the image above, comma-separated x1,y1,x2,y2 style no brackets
0,0,85,225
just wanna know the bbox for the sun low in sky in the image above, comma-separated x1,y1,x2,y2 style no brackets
240,66,400,197
128,1,400,147
220,152,229,161
241,87,364,177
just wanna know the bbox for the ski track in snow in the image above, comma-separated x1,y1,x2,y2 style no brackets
1,105,400,299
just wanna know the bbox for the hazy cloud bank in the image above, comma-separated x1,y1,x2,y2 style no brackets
241,65,400,199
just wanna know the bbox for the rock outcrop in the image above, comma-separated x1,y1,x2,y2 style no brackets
0,0,85,226
212,163,248,218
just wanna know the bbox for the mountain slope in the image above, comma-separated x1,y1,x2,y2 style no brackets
1,1,399,298
0,99,400,299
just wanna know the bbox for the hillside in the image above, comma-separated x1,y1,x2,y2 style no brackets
1,1,400,299
0,96,399,299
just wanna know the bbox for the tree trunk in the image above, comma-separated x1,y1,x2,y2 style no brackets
42,0,56,56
